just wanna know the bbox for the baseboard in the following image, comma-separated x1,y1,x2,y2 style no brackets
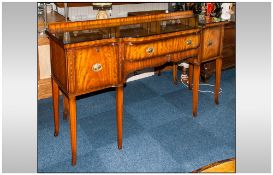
126,72,155,82
38,78,52,100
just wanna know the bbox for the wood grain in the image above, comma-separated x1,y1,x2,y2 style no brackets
48,11,194,33
52,78,60,136
73,44,119,93
214,57,222,104
172,63,178,85
63,95,69,120
192,63,200,117
68,96,77,166
192,158,235,173
188,64,193,89
124,33,200,61
50,40,68,92
123,49,198,81
116,86,123,149
201,26,221,61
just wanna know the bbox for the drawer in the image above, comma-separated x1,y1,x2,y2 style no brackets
124,34,200,61
201,26,222,61
74,44,118,93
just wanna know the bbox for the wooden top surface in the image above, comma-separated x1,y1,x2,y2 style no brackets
46,11,227,47
47,23,199,46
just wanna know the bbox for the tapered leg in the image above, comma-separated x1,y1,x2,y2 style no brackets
116,86,123,150
192,64,200,117
69,96,77,166
214,58,222,105
173,63,178,85
63,95,69,120
52,78,59,137
188,64,193,90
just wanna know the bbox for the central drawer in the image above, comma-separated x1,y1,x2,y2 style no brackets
73,44,118,93
124,34,200,61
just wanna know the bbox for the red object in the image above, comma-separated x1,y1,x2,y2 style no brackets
206,3,214,16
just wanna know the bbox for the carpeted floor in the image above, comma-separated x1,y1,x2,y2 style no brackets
38,68,235,172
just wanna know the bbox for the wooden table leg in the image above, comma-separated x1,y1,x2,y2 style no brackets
172,63,178,85
157,69,162,76
192,64,200,117
69,96,77,166
154,66,162,76
188,64,193,90
214,57,222,105
116,86,123,150
63,95,69,120
52,78,59,137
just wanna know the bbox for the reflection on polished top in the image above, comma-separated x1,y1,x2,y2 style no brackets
48,16,202,45
47,12,225,45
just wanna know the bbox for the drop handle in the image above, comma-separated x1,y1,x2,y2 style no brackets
186,40,192,45
208,40,213,46
92,63,102,72
146,47,154,54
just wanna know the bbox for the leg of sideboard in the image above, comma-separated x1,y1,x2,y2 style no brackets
192,64,200,117
63,95,69,120
68,96,77,166
214,58,222,105
52,78,59,137
172,63,178,85
116,86,123,150
188,64,193,90
157,69,162,76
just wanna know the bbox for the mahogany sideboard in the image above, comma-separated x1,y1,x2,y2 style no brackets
46,11,226,166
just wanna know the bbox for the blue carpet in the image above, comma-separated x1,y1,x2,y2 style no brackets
38,68,235,172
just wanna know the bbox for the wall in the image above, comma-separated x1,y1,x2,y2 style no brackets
53,3,168,21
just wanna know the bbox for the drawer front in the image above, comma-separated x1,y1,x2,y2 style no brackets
74,45,118,93
202,27,221,61
124,34,200,61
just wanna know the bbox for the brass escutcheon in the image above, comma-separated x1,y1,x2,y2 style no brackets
208,40,213,46
92,63,102,72
146,47,154,54
186,39,192,45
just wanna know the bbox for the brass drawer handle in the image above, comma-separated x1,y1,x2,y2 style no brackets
92,63,102,72
208,40,213,46
186,39,192,45
146,47,154,54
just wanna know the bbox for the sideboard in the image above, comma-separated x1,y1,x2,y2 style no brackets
46,11,226,166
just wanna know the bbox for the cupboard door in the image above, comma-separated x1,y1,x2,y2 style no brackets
201,26,221,61
74,44,118,93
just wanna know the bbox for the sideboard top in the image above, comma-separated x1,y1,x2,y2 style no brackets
46,11,227,46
